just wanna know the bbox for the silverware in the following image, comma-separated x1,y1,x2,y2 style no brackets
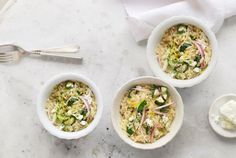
0,44,82,63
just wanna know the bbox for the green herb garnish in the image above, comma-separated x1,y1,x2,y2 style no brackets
194,54,201,63
137,100,147,113
127,126,134,135
81,109,88,116
145,126,151,135
77,90,81,95
67,97,78,106
179,43,191,52
190,34,196,40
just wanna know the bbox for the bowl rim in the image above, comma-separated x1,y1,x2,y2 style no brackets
111,76,184,149
146,16,218,88
37,73,103,139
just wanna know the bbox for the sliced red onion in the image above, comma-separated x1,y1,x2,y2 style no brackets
138,107,146,128
150,123,164,142
84,90,93,104
150,124,157,143
79,90,94,115
156,102,174,110
79,96,91,115
199,57,206,68
200,61,206,68
194,41,205,58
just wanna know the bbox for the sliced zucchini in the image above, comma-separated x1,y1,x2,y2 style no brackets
162,93,168,101
151,84,161,97
179,43,191,52
175,63,188,73
126,126,134,135
65,81,74,89
145,125,151,135
160,86,169,100
160,107,169,113
127,90,132,98
137,100,147,113
160,86,168,93
63,125,73,132
67,97,78,106
152,84,159,89
128,89,136,98
177,24,187,34
190,34,196,40
175,72,186,79
168,58,178,68
155,96,165,106
56,115,68,123
57,108,65,115
152,89,160,97
136,113,142,122
77,90,81,95
63,117,75,125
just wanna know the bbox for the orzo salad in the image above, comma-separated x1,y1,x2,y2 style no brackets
45,80,97,132
120,84,175,143
156,24,212,80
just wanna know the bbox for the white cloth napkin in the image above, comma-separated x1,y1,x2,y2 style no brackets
122,0,236,42
0,0,16,20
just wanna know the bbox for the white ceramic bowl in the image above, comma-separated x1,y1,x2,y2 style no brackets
209,94,236,138
147,16,218,88
111,76,184,149
37,73,103,139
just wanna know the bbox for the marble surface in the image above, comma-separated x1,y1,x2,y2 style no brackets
0,0,236,157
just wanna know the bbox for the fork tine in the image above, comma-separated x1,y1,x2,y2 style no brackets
0,55,15,60
0,52,12,54
0,55,15,62
0,55,14,60
0,59,13,63
0,50,18,56
0,53,18,57
0,52,15,54
0,53,13,57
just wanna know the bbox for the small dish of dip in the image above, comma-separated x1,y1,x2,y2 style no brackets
209,94,236,138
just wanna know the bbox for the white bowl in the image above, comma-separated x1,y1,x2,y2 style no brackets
37,73,103,139
147,16,218,88
111,76,184,149
209,94,236,138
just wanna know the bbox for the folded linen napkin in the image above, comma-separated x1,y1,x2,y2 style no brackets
122,0,236,42
0,0,16,20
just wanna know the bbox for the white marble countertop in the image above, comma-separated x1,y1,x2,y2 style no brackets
0,0,236,157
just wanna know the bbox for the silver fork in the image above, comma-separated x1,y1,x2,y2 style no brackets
0,44,82,63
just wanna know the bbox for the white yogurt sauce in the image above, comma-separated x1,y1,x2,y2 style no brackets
214,100,236,130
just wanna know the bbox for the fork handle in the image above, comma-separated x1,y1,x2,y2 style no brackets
31,51,83,60
32,45,80,54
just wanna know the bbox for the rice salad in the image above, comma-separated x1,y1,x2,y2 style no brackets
156,24,212,80
45,80,97,132
120,84,175,143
